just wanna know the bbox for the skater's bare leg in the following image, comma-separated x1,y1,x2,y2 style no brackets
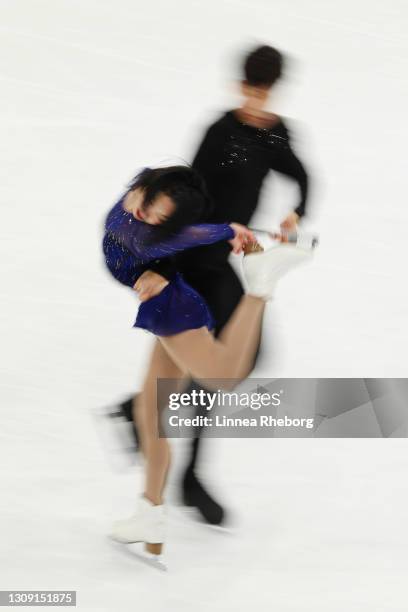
136,295,263,507
136,340,185,505
159,294,265,385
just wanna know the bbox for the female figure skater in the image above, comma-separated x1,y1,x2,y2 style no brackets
103,165,311,555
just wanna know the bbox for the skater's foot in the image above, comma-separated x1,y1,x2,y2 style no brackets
104,396,140,452
242,243,313,300
117,397,135,424
112,397,140,448
109,497,165,554
182,471,225,526
93,397,140,470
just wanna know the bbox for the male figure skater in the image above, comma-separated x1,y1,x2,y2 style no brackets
107,44,309,525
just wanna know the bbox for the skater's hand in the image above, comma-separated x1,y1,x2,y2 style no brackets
228,223,256,254
133,271,169,302
280,212,299,239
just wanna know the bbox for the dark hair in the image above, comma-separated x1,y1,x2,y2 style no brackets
128,165,212,238
243,45,283,87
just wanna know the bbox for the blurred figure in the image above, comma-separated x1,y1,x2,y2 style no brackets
108,44,310,525
102,165,312,555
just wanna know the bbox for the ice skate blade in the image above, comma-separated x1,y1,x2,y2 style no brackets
244,244,314,258
109,539,167,571
249,227,319,250
242,241,264,255
109,534,163,551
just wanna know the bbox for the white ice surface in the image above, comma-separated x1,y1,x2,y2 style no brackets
1,1,408,610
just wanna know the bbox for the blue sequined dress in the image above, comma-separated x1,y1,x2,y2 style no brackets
102,195,235,336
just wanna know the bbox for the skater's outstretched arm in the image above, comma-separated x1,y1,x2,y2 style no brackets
124,223,234,264
119,222,254,266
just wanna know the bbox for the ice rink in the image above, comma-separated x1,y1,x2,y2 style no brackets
1,0,408,610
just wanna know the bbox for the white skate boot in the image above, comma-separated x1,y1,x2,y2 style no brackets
242,243,313,299
109,496,165,556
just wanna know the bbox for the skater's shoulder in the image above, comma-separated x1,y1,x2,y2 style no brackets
271,115,290,136
273,116,305,137
204,110,233,132
194,111,234,145
104,193,132,230
204,109,247,135
274,115,291,130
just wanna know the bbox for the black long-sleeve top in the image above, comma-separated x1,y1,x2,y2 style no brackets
153,110,309,276
193,110,308,225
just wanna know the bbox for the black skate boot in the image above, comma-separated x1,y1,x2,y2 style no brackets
111,397,139,446
182,469,225,526
106,396,140,450
93,396,140,469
